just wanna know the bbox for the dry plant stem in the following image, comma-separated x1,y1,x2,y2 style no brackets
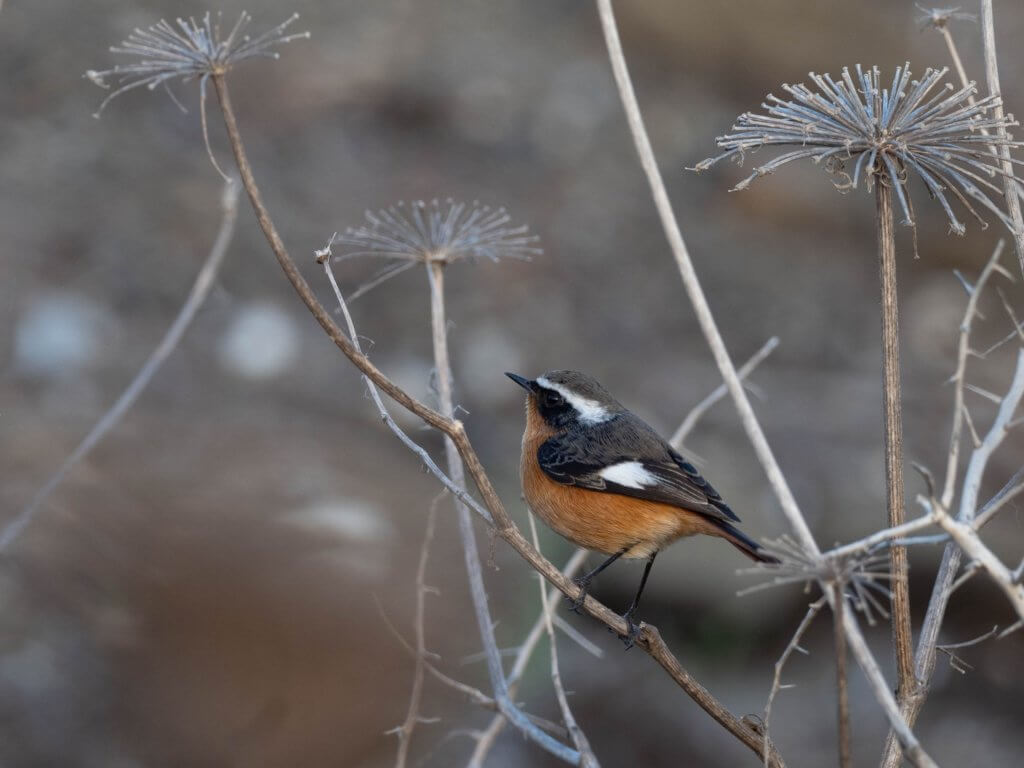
939,25,972,94
528,516,600,768
670,336,779,449
424,260,554,762
840,610,935,768
212,72,783,766
394,499,440,768
933,348,1024,617
932,507,1024,617
0,178,240,551
762,597,826,768
880,244,1005,768
875,182,915,699
942,243,1004,510
976,467,1024,529
467,549,589,768
832,585,851,768
823,515,938,562
377,600,569,740
981,0,1024,278
596,3,935,764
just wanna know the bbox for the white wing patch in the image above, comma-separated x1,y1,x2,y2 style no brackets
536,376,611,425
599,461,658,489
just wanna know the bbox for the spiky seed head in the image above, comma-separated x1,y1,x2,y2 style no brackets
693,64,1024,236
333,199,542,265
86,12,310,116
738,535,894,625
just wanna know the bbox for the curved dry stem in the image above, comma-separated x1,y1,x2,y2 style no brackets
392,495,442,768
0,178,240,551
670,336,779,450
528,515,600,767
762,597,826,768
467,549,590,767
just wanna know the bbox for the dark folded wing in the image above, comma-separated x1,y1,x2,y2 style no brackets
537,416,740,523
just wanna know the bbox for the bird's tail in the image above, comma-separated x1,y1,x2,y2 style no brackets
711,520,780,564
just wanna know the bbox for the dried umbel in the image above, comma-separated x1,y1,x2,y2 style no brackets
326,200,541,301
694,64,1024,234
86,12,309,116
335,199,541,265
739,535,894,625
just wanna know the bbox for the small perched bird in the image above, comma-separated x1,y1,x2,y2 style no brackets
507,370,778,646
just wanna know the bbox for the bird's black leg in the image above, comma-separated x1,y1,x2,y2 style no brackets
570,548,627,613
618,551,658,649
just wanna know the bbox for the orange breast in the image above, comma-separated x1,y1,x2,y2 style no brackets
518,398,721,558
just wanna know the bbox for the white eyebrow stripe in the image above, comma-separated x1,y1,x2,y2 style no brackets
599,461,658,489
535,376,612,425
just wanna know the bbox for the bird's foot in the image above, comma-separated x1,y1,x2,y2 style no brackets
610,611,643,650
569,576,591,614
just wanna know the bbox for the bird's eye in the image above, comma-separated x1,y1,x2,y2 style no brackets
543,391,564,408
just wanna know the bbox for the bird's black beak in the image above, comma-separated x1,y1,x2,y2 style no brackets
505,372,536,393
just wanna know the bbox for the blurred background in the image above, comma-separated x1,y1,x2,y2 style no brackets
2,0,1024,765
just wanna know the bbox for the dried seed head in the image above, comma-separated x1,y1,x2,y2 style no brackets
916,5,976,31
738,535,893,625
693,64,1024,235
334,199,542,266
87,12,309,116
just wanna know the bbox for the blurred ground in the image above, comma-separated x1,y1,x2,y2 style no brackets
2,1,1023,766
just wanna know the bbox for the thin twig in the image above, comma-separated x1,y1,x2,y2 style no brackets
938,23,972,94
528,515,600,767
936,624,999,674
393,493,442,768
670,336,780,449
981,0,1024,278
942,242,1005,509
948,560,981,596
467,549,590,768
959,347,1024,528
375,598,569,741
0,178,240,551
822,514,938,562
762,597,825,768
975,467,1024,529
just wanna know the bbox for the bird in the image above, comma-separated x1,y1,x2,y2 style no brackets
506,369,778,647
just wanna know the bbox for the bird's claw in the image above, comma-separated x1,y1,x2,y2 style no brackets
568,576,590,614
608,613,643,650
